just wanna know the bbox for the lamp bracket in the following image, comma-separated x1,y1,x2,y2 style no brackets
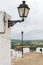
8,18,24,28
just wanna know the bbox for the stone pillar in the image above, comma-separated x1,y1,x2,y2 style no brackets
0,11,11,65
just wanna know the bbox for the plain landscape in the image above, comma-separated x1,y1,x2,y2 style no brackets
11,39,43,65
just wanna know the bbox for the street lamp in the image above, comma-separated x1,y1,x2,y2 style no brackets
8,1,30,27
18,1,30,18
21,31,23,58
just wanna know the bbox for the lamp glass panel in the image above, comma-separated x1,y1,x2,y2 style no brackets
18,8,24,17
25,8,29,17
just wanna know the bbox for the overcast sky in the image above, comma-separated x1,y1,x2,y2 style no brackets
0,0,43,40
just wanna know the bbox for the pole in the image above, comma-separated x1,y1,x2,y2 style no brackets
21,31,23,58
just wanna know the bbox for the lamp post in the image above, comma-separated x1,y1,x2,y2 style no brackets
8,1,30,28
21,31,23,58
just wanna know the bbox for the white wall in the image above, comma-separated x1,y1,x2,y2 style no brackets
0,11,4,32
36,47,43,53
0,11,11,65
11,49,16,59
15,51,22,58
42,48,43,54
23,48,30,53
11,49,22,59
11,48,30,59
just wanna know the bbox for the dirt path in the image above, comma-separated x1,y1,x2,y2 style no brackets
11,52,43,65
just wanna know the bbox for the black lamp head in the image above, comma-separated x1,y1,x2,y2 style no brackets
18,1,30,18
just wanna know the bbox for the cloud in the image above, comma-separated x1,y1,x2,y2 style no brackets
11,29,43,40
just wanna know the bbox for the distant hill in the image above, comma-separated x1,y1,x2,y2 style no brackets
11,39,43,49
